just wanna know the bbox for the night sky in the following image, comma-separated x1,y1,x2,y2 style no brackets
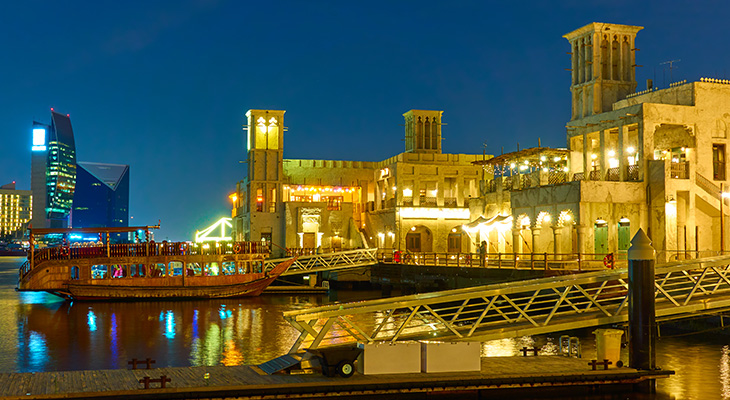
2,1,728,240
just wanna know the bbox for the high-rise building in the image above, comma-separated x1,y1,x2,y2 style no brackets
31,110,77,229
72,162,130,234
0,182,32,239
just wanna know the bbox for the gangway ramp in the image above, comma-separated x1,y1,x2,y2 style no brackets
265,248,378,276
284,255,730,351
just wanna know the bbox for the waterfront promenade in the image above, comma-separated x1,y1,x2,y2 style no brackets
0,355,670,399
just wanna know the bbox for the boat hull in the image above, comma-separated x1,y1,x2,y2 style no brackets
19,248,296,301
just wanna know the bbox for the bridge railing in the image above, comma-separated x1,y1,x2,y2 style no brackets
376,250,623,271
283,254,730,351
265,248,378,275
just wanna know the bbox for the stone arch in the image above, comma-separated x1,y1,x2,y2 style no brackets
447,225,465,253
405,225,432,253
558,209,576,227
536,211,553,228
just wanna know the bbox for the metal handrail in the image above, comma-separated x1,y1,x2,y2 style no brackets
284,254,730,351
265,248,378,276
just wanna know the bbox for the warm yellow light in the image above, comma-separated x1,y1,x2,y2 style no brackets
608,150,616,157
451,228,457,233
510,163,516,169
540,156,546,162
553,157,561,162
627,146,635,154
591,153,597,160
411,226,416,231
229,194,237,203
403,188,413,197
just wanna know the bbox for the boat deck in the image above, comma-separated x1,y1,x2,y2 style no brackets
0,356,672,399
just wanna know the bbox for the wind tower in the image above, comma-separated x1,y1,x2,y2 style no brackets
239,110,286,251
564,23,643,120
403,110,443,153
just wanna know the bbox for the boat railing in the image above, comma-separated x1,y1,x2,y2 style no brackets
23,241,270,279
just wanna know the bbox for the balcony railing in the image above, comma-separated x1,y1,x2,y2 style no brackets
420,197,437,207
549,171,568,185
444,197,457,207
606,167,620,181
402,197,413,206
589,170,601,180
627,165,640,181
670,161,689,179
572,172,585,181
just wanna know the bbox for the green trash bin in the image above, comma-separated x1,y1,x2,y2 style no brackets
593,328,624,367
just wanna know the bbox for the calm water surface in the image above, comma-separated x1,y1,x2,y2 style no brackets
3,257,730,399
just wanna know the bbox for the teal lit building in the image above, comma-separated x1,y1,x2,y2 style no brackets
31,110,77,229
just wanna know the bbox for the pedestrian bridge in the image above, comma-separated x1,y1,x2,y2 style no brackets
283,254,730,352
265,248,379,276
265,248,616,276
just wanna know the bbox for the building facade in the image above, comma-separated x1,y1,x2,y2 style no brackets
0,182,32,240
31,110,77,229
231,110,484,257
472,22,730,262
72,162,130,234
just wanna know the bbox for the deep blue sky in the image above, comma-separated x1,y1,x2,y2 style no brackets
2,1,728,240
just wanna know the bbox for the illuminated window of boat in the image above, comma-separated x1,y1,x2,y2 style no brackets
187,263,201,276
91,265,108,279
222,262,236,275
238,261,249,274
205,262,220,276
169,261,183,276
252,260,263,273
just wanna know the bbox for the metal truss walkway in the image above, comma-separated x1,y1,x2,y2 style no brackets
284,254,730,352
265,248,378,276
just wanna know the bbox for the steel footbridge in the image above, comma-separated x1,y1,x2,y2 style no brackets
283,254,730,352
265,249,379,276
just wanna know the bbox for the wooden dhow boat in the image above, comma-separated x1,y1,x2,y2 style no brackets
17,225,294,301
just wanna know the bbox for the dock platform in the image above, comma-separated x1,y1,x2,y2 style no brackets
0,356,672,399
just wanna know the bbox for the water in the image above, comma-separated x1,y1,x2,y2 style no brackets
3,257,729,399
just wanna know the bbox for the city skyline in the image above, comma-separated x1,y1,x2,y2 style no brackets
2,1,728,240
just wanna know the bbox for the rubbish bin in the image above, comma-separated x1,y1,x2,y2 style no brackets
593,328,624,367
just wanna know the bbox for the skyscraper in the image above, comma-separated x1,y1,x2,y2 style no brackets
0,182,32,240
31,110,77,229
72,162,129,234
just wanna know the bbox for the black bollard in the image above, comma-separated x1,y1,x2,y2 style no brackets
627,229,656,393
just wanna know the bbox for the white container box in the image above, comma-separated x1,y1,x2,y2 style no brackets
359,342,421,375
421,341,481,373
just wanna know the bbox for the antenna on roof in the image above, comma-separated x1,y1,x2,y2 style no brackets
660,59,681,85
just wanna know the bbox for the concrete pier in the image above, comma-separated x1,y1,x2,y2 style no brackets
0,356,672,399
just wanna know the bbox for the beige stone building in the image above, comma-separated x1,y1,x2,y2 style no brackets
472,22,730,262
231,109,483,257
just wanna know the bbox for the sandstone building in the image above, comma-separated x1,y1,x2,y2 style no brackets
230,110,483,257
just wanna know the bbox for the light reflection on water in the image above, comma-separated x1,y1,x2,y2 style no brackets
2,257,730,398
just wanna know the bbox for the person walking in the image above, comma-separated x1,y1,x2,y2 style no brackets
479,240,487,266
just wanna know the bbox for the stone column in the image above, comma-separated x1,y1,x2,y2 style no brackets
553,226,562,260
583,132,589,178
576,225,588,256
599,129,607,180
618,124,627,181
531,227,541,256
512,228,522,256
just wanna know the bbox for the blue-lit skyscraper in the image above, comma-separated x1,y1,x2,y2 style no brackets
31,110,77,229
72,162,129,235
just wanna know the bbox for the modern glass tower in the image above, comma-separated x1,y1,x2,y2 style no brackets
31,110,77,229
72,162,129,235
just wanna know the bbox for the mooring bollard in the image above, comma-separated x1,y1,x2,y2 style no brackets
627,229,656,393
